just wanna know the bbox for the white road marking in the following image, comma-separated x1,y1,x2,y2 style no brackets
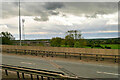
20,62,34,65
97,71,120,76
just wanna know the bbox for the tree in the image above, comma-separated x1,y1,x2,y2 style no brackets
50,37,63,47
64,34,74,47
66,30,82,40
61,30,83,47
50,30,84,47
0,32,15,45
74,39,87,48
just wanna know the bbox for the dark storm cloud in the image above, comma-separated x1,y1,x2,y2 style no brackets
2,2,64,21
2,2,118,21
44,2,64,10
60,2,118,17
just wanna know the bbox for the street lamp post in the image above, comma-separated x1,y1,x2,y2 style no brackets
19,0,21,46
22,19,25,40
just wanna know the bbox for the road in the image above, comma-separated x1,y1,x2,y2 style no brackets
2,54,119,78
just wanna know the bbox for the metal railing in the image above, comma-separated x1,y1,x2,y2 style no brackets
1,64,92,80
3,49,120,63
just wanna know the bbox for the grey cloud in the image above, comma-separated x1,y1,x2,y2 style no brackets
2,2,63,21
2,2,118,20
44,2,64,10
34,16,49,21
2,2,19,18
81,24,118,32
49,10,59,15
34,17,41,21
85,11,107,18
60,2,118,17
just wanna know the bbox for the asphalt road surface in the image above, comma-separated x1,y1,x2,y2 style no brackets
2,54,119,78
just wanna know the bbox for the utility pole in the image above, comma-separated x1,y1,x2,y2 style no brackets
22,19,25,40
19,0,21,46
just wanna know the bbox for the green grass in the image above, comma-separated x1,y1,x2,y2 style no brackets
100,44,119,49
84,46,103,49
21,43,119,49
84,44,119,49
61,44,119,49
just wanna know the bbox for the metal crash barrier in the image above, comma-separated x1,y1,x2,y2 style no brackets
3,49,120,63
1,64,94,80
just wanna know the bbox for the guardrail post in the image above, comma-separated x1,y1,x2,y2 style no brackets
65,53,67,58
51,52,53,57
52,78,55,80
96,55,98,61
114,56,117,63
17,72,20,79
37,75,39,80
15,49,17,54
46,51,48,57
20,49,22,55
100,55,104,61
22,73,25,79
5,69,8,76
42,51,45,57
7,49,9,53
30,50,32,55
36,51,38,56
79,54,81,60
41,76,44,80
30,74,33,80
100,55,102,61
28,50,30,55
68,53,70,58
47,77,50,80
24,50,26,55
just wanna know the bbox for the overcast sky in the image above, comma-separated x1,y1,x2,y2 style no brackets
0,2,119,39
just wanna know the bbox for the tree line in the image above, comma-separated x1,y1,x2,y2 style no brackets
50,30,87,48
50,30,119,49
1,31,119,49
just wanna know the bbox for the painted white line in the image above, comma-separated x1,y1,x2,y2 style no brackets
97,71,120,76
20,62,33,65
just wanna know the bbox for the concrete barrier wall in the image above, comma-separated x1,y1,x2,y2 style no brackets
2,45,118,55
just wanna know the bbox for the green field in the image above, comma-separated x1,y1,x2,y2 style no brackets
84,44,119,49
100,44,119,49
